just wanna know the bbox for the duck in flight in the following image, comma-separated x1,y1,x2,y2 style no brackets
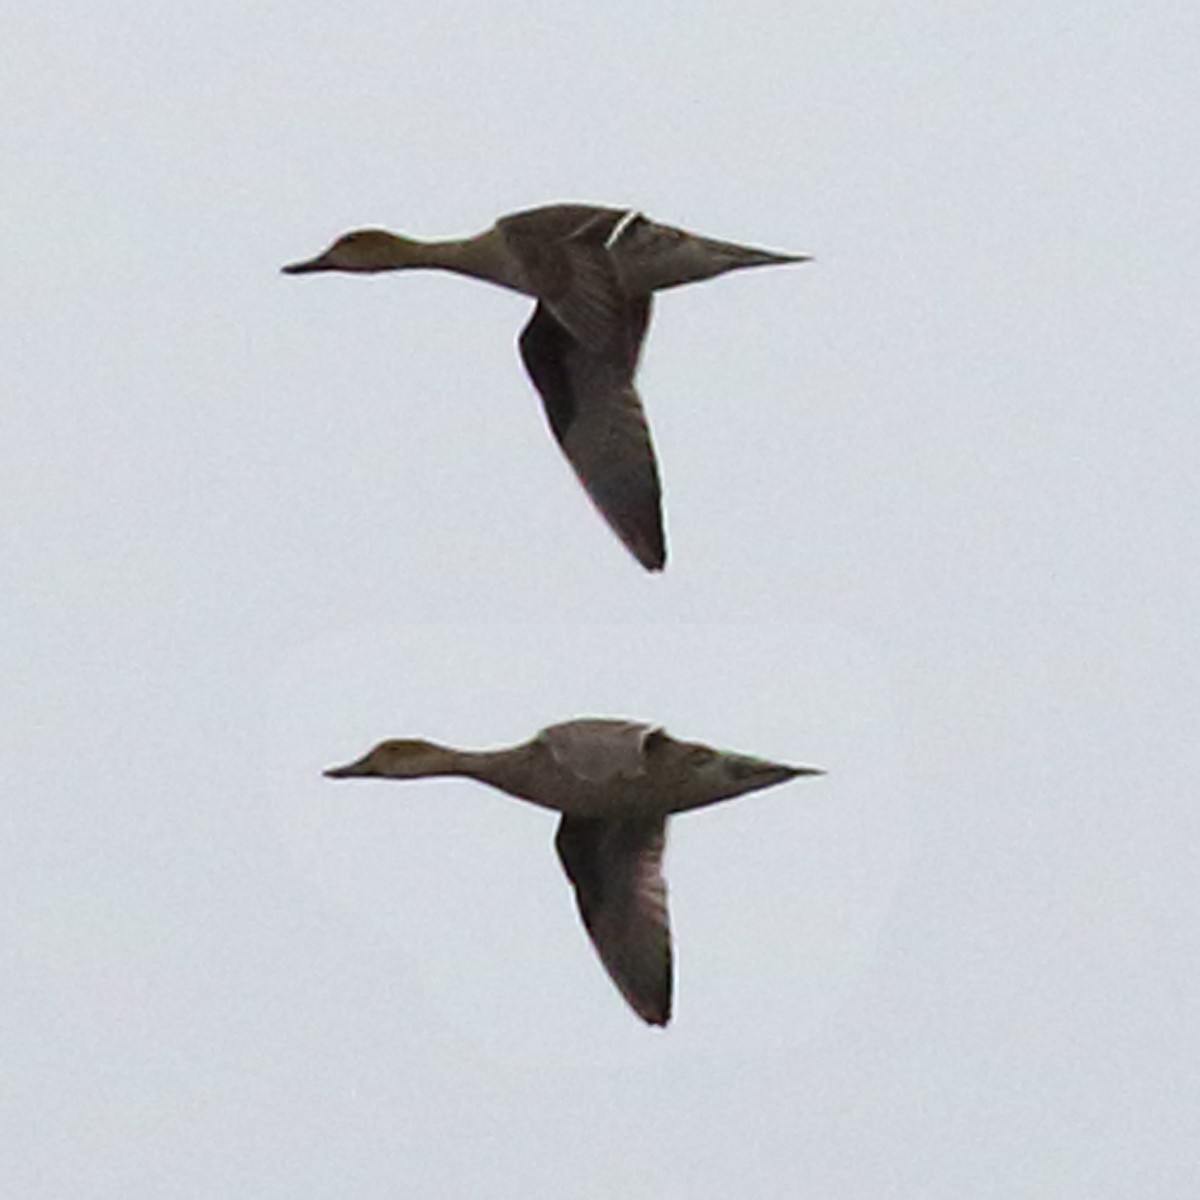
324,717,824,1025
283,205,809,570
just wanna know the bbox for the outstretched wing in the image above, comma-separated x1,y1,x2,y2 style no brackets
518,301,665,571
554,815,672,1026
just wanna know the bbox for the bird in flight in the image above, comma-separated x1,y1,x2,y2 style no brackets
284,205,809,570
325,717,824,1025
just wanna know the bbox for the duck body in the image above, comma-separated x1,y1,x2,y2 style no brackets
494,205,804,297
493,717,812,819
324,717,824,1025
284,205,809,571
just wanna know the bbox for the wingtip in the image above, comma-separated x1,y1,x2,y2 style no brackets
635,999,671,1026
626,540,666,571
636,534,667,572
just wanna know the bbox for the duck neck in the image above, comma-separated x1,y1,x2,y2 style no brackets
453,746,540,803
412,232,528,294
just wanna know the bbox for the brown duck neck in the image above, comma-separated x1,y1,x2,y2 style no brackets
413,232,527,294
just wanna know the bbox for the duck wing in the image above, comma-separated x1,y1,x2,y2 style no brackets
554,814,672,1026
498,207,641,352
518,301,665,571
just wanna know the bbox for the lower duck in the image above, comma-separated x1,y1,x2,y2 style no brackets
324,717,825,1026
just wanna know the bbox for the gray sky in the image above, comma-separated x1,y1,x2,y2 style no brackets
5,2,1198,1196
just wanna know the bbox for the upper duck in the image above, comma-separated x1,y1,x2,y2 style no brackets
283,205,809,570
325,717,824,1025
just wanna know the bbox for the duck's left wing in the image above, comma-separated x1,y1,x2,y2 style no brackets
554,814,672,1026
499,207,643,353
518,301,665,571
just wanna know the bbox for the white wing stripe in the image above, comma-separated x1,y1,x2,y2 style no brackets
605,209,640,250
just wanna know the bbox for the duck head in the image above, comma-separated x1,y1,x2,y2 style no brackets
283,229,420,274
323,738,454,779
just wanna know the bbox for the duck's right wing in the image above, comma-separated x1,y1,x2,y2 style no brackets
518,302,665,571
554,814,672,1026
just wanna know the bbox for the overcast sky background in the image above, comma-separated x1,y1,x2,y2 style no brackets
5,2,1198,1196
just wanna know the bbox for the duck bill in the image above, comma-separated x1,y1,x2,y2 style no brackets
281,252,334,275
323,755,372,778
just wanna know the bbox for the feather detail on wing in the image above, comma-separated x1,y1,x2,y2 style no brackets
555,815,672,1026
536,719,661,783
499,209,634,352
518,301,664,570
